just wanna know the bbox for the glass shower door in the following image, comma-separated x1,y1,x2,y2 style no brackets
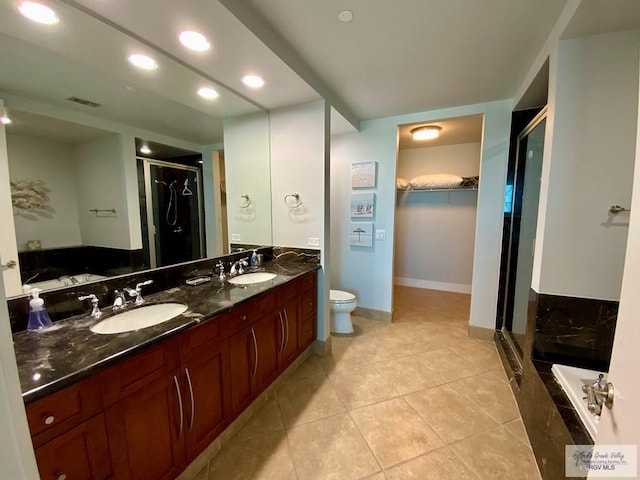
141,159,204,268
501,111,546,356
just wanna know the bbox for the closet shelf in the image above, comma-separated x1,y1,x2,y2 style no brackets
397,186,478,193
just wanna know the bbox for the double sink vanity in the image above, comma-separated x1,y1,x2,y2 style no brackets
12,258,319,480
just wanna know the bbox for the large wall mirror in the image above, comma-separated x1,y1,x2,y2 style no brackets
0,0,274,298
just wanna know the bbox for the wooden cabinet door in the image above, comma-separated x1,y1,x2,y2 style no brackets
255,311,281,391
229,325,257,415
281,296,300,367
34,414,112,480
183,340,231,462
105,370,185,480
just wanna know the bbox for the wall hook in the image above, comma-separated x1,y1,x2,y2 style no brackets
284,193,303,208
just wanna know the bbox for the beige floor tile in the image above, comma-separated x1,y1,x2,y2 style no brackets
208,430,296,480
414,347,485,382
287,354,328,381
449,372,519,424
404,384,499,444
231,397,285,443
362,472,388,480
276,374,346,427
190,465,208,480
328,364,399,410
287,413,381,480
385,447,479,480
375,355,445,395
350,398,443,468
505,419,531,446
452,427,541,480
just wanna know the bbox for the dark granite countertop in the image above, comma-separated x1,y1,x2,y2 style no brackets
14,261,320,403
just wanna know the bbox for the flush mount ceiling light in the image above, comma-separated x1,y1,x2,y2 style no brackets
139,145,151,154
242,74,265,89
18,1,59,25
338,10,354,23
197,87,219,100
179,31,211,52
411,125,442,141
0,109,11,125
128,54,158,71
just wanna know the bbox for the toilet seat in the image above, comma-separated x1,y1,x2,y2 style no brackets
330,289,355,304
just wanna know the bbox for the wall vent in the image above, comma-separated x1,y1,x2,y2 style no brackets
66,96,101,108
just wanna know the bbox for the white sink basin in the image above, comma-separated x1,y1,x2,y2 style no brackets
90,303,188,334
228,272,277,285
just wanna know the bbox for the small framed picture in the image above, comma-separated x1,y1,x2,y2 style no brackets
350,193,375,218
350,222,373,247
351,162,377,188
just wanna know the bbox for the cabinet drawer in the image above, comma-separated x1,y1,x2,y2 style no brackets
300,318,316,349
255,290,278,315
279,280,299,302
101,338,179,405
229,304,255,334
180,312,229,361
301,288,316,319
301,271,317,290
27,374,103,445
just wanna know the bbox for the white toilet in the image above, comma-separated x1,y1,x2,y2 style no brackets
329,289,357,334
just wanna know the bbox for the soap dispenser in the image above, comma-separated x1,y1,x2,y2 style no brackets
27,288,53,332
250,249,259,268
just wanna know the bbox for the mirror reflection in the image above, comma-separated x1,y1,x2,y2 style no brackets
0,1,274,297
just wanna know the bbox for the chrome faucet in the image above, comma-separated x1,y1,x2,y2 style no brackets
230,258,249,275
78,294,102,318
214,260,226,280
112,290,127,311
124,280,153,306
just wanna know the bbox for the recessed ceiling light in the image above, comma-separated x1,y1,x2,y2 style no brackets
128,54,158,71
338,10,353,23
179,31,211,52
18,1,59,25
411,125,441,141
140,145,151,154
242,74,265,89
197,87,219,100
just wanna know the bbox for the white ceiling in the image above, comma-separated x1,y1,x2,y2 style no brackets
398,114,483,150
1,0,638,147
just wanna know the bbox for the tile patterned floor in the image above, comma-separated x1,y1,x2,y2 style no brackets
195,287,541,480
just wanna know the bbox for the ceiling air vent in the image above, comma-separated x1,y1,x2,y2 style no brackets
66,96,101,108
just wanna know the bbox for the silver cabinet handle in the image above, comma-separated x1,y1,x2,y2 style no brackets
173,375,184,439
283,309,290,351
56,473,67,480
250,328,258,377
2,260,16,269
185,368,195,432
278,311,285,353
44,415,55,425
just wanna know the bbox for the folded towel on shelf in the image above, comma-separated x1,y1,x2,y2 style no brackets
396,177,411,190
409,173,463,189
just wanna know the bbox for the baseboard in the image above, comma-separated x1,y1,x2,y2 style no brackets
469,325,496,341
353,306,392,323
312,336,332,356
394,277,472,294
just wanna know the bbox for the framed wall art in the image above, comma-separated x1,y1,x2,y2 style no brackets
350,193,375,218
351,162,377,188
349,222,373,247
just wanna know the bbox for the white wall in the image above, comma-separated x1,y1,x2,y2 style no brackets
224,112,272,246
532,29,640,300
395,143,480,293
270,101,325,248
331,100,512,329
7,134,83,250
75,133,133,249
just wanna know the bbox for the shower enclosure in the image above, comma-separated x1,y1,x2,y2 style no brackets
496,108,546,379
138,158,204,268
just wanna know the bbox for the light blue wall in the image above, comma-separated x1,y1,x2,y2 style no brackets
330,100,512,329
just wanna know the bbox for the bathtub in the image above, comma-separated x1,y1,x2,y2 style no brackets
23,273,107,294
551,364,608,440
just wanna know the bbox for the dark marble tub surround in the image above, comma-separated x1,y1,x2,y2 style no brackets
533,293,618,372
13,259,320,403
8,247,275,333
18,246,145,282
